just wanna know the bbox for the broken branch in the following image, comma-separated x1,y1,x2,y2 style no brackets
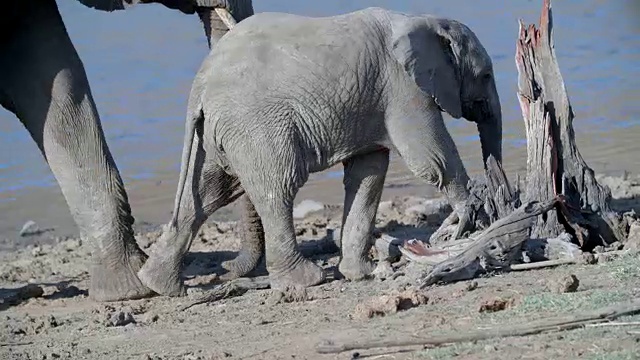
179,276,271,311
316,298,640,354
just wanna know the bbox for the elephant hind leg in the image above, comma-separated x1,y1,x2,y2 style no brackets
338,150,389,281
231,140,325,293
138,155,243,296
220,194,265,279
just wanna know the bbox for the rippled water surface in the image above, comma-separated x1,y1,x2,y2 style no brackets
0,0,638,240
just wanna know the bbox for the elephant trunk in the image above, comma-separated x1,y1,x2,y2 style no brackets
470,89,502,166
477,109,502,166
196,0,254,49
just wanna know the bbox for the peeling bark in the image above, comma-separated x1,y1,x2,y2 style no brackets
515,0,624,246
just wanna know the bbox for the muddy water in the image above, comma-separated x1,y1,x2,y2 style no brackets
0,0,638,246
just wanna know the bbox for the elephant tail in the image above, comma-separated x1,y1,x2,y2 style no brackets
170,103,204,229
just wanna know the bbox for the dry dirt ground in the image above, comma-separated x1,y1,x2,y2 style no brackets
1,175,640,360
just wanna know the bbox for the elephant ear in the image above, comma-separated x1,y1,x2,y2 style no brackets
390,17,462,119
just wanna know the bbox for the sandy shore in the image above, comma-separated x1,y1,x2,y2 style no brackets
1,172,639,359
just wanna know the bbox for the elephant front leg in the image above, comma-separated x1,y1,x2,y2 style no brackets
0,1,152,301
338,150,389,280
387,97,472,240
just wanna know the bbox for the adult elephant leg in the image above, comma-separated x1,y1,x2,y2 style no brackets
338,150,389,281
138,138,244,296
0,1,152,301
197,2,266,279
387,96,472,238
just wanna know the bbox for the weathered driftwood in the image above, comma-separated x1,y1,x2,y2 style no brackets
179,276,271,311
0,284,44,311
378,231,585,275
316,298,640,354
509,258,576,271
429,155,521,245
421,198,560,287
516,0,624,246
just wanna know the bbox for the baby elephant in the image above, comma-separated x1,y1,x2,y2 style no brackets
138,7,502,296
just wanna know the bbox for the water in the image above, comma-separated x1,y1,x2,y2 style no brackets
0,0,638,241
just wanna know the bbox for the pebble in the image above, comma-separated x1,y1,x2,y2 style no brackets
624,221,640,250
19,220,41,237
31,245,44,257
547,274,580,294
107,310,136,327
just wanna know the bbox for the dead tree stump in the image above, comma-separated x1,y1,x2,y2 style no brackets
515,0,624,247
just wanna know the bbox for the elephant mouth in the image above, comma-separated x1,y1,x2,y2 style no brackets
462,100,489,123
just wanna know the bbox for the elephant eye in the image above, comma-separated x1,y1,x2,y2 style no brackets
482,73,492,81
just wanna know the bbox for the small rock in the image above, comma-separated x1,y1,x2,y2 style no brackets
107,310,136,327
624,221,640,250
606,241,624,251
372,260,395,280
466,281,478,291
547,274,579,294
293,200,324,219
265,290,285,306
143,312,159,324
63,238,82,251
478,297,515,313
352,288,428,320
377,201,395,216
577,253,597,265
31,245,44,257
20,220,42,237
596,251,626,263
483,344,498,352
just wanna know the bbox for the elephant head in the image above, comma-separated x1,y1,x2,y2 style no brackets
390,14,502,165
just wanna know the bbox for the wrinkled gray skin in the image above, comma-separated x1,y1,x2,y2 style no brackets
0,0,256,302
139,7,503,296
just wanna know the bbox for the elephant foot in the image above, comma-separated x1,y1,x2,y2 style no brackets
137,252,186,297
90,247,156,302
220,249,263,280
269,258,326,293
338,257,375,281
